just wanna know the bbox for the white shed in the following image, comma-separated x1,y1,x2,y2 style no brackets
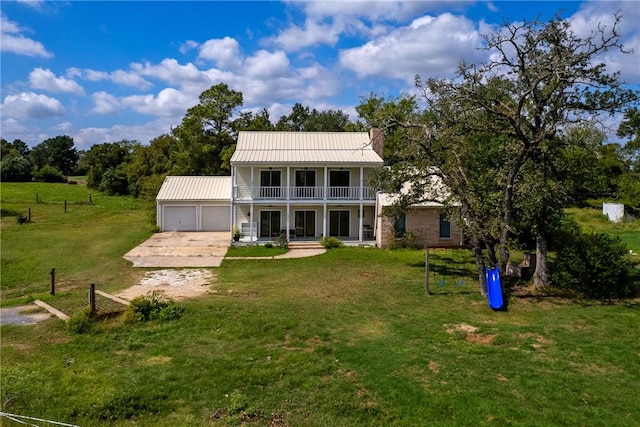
156,176,232,232
603,202,625,223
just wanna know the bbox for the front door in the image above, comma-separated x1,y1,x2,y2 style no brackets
260,210,281,237
295,210,315,238
329,210,350,237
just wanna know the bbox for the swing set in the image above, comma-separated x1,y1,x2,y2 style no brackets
424,247,475,295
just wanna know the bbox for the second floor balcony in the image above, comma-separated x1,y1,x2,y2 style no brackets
234,185,377,201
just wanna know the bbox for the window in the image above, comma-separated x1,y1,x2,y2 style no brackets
439,213,451,238
329,210,350,237
260,211,281,237
260,170,281,198
329,170,350,198
394,215,406,237
295,170,316,198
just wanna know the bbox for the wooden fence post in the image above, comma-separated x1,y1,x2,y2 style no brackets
64,200,67,213
425,247,430,295
50,268,56,295
89,284,96,314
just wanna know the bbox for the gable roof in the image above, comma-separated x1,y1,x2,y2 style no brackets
156,176,231,201
231,131,384,165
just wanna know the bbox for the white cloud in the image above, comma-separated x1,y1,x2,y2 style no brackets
569,1,640,82
67,67,152,90
197,37,243,69
90,91,120,115
2,92,65,120
245,50,290,78
0,14,53,58
180,40,199,54
340,13,486,81
131,58,209,88
17,0,45,10
29,68,85,95
72,118,176,148
269,18,342,51
121,88,193,118
55,121,73,131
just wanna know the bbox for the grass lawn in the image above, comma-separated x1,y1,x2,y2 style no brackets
565,206,640,253
2,185,639,426
1,182,156,300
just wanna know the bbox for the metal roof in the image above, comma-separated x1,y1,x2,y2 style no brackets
156,176,232,201
231,131,384,165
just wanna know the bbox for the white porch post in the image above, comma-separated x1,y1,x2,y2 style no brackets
359,167,364,241
286,166,291,242
231,166,236,240
250,166,255,241
323,166,328,237
250,203,255,242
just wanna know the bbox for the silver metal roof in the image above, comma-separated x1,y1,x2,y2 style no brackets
156,176,232,201
231,131,384,165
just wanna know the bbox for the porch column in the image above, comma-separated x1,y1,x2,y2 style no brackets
323,203,327,238
359,202,364,241
286,166,291,242
323,166,328,237
250,203,255,242
250,166,254,199
359,167,364,241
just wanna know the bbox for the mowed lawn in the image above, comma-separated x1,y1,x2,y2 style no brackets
1,183,639,426
1,182,156,300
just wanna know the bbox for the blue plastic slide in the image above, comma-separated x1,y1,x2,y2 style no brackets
485,266,505,311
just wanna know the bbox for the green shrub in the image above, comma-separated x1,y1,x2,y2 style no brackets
552,226,635,299
33,165,66,183
320,236,343,249
275,233,288,249
390,231,417,249
68,309,94,334
126,290,184,322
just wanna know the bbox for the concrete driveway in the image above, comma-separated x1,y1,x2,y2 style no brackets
124,231,230,268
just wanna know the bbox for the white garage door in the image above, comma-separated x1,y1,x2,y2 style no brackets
163,206,197,231
201,206,230,231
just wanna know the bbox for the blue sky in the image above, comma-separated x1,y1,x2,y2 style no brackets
1,1,638,149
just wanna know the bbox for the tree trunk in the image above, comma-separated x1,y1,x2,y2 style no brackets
534,233,552,288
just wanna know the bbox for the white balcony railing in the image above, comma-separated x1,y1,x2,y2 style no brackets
234,185,376,201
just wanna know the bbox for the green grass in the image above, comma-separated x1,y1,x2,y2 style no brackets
1,182,156,301
566,206,640,253
226,245,289,257
2,187,639,426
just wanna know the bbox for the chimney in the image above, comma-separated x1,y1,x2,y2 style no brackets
370,127,384,160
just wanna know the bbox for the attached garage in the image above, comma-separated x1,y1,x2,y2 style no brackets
156,176,232,232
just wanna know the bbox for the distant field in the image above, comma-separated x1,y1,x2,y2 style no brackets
565,206,640,253
1,182,156,300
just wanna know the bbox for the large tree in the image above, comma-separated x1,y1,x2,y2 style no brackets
30,135,79,176
365,12,636,290
171,83,243,175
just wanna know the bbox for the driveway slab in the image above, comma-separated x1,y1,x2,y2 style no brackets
124,231,230,268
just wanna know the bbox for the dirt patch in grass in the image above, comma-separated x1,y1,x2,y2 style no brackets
116,269,215,301
446,323,496,345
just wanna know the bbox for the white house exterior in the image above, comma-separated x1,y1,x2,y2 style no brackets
230,131,383,242
156,176,232,232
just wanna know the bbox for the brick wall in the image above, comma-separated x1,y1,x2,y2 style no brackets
377,207,463,248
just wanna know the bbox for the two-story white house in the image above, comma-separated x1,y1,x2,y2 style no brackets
229,130,384,242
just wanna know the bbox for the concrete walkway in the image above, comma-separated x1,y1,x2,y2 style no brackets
124,231,230,268
124,232,326,267
226,248,326,260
